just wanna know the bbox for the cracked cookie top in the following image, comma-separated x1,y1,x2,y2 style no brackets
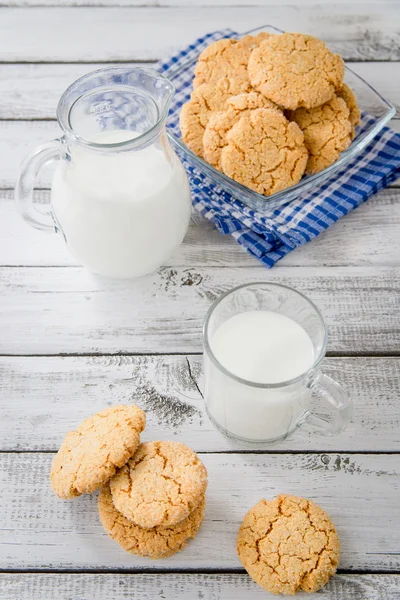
220,107,308,196
288,94,352,175
110,441,208,529
337,83,361,137
248,33,344,110
193,34,269,93
203,91,281,169
98,483,205,559
50,404,146,499
180,79,238,158
237,495,340,595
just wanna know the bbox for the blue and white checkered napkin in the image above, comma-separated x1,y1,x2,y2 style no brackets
157,30,400,267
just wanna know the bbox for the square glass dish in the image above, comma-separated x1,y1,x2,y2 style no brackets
166,25,396,212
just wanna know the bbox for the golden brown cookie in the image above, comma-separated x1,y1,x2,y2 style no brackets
238,32,272,50
203,91,281,169
248,33,344,110
288,94,352,174
337,83,361,137
193,35,265,93
237,495,340,595
220,108,308,196
99,484,205,559
50,405,146,499
110,441,208,529
180,78,239,157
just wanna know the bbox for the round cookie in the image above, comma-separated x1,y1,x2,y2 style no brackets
193,35,266,93
51,404,146,499
203,91,281,169
180,79,235,157
288,94,352,175
337,83,361,137
220,107,308,196
248,33,344,110
98,484,205,559
110,441,208,529
237,495,340,595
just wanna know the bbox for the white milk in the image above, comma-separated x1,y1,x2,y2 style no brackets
51,130,191,278
204,310,315,441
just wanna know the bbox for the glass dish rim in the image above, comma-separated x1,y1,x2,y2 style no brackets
166,24,396,209
203,282,328,389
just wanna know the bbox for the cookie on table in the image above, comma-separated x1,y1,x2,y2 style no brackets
50,405,146,499
193,34,269,93
248,33,344,110
237,494,340,595
288,94,352,175
110,441,208,529
220,107,308,196
98,484,205,559
337,83,361,138
180,78,239,158
203,91,281,169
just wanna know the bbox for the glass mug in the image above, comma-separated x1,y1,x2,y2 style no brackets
203,282,353,443
15,67,191,279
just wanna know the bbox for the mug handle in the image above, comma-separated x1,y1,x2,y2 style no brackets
299,372,353,436
15,138,65,232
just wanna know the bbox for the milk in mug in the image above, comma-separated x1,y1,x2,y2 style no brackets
204,310,315,441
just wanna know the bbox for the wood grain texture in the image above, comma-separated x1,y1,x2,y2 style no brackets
2,189,400,268
0,6,399,62
0,452,399,570
0,63,146,119
1,266,399,355
4,0,399,6
0,355,399,452
4,120,400,190
0,62,399,119
1,573,399,600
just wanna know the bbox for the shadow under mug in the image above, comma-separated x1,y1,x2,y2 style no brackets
203,282,353,443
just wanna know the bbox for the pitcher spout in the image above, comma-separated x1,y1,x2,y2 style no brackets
56,66,175,149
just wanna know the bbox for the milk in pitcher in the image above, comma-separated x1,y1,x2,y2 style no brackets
51,130,191,279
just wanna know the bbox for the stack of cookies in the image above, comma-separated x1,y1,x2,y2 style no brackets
180,32,361,196
50,405,208,559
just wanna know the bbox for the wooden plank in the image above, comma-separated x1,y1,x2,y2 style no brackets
0,452,398,570
1,355,399,452
1,573,399,600
2,189,400,268
0,62,398,120
4,0,399,6
1,266,399,355
4,119,400,189
0,6,399,62
0,63,149,120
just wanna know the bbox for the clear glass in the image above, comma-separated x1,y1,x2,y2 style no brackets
166,25,396,212
15,67,192,279
203,283,353,443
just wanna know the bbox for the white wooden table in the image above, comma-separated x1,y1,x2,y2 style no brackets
0,2,399,599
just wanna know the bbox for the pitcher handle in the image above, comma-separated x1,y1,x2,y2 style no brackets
15,138,65,232
298,372,353,436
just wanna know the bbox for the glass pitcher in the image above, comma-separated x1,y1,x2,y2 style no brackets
15,67,192,279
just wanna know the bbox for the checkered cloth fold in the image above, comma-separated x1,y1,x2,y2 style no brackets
157,30,400,267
